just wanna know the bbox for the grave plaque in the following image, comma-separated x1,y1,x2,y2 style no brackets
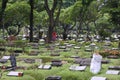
106,70,120,75
38,64,51,70
1,56,10,60
7,71,23,77
59,46,66,49
51,60,62,67
107,55,119,59
108,66,120,70
101,60,110,64
45,76,61,80
0,59,8,63
24,59,35,63
14,50,23,53
74,46,80,49
91,76,107,80
69,65,86,71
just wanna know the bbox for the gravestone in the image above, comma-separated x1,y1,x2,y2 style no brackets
0,59,8,63
45,76,62,80
74,58,83,64
59,46,66,49
70,56,80,58
74,46,80,49
51,60,62,67
69,65,87,71
80,58,91,66
1,56,10,60
50,53,60,56
91,76,107,80
85,48,92,52
14,50,23,53
38,64,51,70
101,60,110,64
28,51,39,56
66,44,72,48
0,48,6,51
106,70,120,75
63,48,71,52
107,55,119,59
7,71,23,77
24,59,35,63
108,66,120,70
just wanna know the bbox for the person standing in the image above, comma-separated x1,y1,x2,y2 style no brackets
10,53,17,70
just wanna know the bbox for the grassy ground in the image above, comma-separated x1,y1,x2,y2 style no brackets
0,40,120,80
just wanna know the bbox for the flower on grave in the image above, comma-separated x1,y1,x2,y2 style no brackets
109,50,120,56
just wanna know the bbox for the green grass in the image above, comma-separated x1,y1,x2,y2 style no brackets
0,40,120,80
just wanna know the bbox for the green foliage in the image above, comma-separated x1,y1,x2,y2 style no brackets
7,26,17,35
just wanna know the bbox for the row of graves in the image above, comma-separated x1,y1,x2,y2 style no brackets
0,39,120,80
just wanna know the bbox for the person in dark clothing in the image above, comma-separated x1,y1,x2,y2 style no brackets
10,53,16,70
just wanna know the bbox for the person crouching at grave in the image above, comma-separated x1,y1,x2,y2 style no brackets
10,53,17,70
90,50,102,74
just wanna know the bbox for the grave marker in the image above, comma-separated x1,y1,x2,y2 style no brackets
106,70,120,75
91,76,107,80
7,71,23,77
69,65,87,71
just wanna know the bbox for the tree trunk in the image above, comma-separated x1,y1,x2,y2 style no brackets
29,0,34,42
44,0,62,43
0,0,8,39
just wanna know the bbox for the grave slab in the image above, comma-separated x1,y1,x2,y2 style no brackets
7,71,23,77
107,55,119,59
101,60,110,64
69,65,87,71
108,66,120,70
0,59,8,63
85,48,92,52
50,53,60,56
74,46,80,49
45,76,61,80
59,46,66,49
1,56,10,60
38,64,51,70
51,60,62,67
91,76,107,80
24,59,35,63
14,50,23,53
106,70,120,75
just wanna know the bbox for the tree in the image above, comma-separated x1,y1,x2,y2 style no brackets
29,0,34,42
0,0,8,38
4,1,30,36
103,0,120,32
44,0,63,43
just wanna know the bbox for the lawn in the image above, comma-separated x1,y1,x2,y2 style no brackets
0,40,120,80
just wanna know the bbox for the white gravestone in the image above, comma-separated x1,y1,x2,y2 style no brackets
90,53,102,74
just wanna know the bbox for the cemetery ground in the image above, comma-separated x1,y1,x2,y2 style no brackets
0,40,120,80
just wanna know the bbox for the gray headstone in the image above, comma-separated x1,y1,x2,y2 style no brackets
108,66,120,70
91,76,107,80
106,70,120,75
69,65,86,71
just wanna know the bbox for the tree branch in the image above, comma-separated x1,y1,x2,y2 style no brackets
44,0,50,14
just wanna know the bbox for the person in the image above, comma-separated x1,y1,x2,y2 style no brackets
52,31,57,41
10,53,17,70
90,50,102,74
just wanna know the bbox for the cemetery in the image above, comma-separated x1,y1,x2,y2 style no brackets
0,0,120,80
